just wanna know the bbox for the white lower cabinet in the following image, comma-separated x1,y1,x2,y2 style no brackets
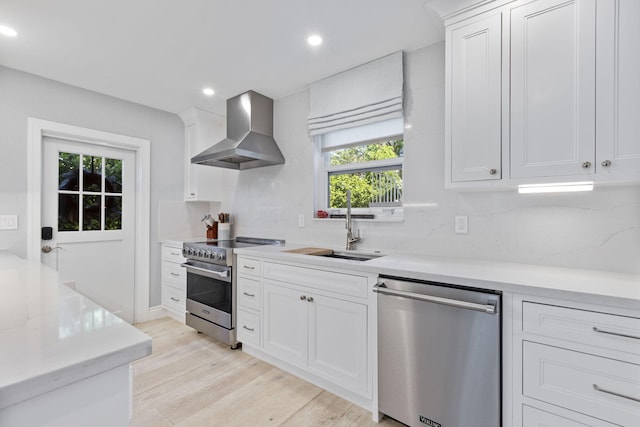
161,243,186,322
513,294,640,427
236,256,375,411
263,281,368,394
522,405,616,427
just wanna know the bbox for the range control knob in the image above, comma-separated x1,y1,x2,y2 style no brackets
187,248,194,256
216,252,225,261
205,251,213,259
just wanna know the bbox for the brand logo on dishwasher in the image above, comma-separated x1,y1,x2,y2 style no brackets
419,415,441,427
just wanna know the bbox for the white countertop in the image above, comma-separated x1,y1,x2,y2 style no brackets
235,243,640,309
0,251,151,409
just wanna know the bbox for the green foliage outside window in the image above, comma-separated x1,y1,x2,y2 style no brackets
328,140,403,209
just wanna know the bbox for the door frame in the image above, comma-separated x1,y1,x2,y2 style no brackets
27,118,151,323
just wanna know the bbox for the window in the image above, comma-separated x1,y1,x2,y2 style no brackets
314,118,404,220
58,151,123,232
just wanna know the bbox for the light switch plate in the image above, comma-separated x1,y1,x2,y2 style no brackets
298,214,305,227
454,215,468,234
0,215,18,230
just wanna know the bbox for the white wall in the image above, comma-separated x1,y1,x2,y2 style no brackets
0,65,184,306
226,42,640,275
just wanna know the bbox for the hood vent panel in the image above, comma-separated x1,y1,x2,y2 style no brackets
191,91,285,170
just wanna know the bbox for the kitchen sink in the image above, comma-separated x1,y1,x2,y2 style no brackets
316,251,384,262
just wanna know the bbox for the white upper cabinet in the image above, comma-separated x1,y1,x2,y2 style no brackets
179,108,233,202
445,0,639,188
510,0,596,179
595,0,640,180
446,12,503,183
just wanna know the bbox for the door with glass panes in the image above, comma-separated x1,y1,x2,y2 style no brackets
42,137,136,322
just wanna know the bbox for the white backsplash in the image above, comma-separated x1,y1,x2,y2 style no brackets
224,42,640,275
158,200,220,241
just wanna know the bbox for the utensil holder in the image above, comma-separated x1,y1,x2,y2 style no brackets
218,223,231,240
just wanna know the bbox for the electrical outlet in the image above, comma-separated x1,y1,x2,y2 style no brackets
0,215,18,230
298,214,305,228
455,215,468,234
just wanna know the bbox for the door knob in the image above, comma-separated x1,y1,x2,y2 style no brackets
41,245,62,253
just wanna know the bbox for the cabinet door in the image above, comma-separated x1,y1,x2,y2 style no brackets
523,405,616,427
307,294,368,394
447,12,503,182
510,0,596,179
596,0,640,179
263,282,308,367
180,108,231,201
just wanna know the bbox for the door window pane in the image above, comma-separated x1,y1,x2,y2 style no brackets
105,158,122,193
105,196,122,230
83,195,102,231
58,194,79,231
83,155,102,192
57,151,124,233
59,152,80,191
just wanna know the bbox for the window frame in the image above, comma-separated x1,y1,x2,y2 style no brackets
314,137,404,221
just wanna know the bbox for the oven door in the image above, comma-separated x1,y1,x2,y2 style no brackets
182,260,232,329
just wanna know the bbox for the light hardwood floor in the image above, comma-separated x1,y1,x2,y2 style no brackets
131,317,404,427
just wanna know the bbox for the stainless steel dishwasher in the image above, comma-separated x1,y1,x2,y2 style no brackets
374,276,501,427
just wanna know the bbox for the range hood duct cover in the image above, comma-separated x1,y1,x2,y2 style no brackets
191,90,285,170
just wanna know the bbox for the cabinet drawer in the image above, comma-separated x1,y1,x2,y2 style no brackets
237,309,260,346
523,302,640,357
523,341,640,426
237,257,261,277
238,277,261,311
162,245,186,264
162,261,186,290
263,262,368,299
162,285,186,314
523,405,616,427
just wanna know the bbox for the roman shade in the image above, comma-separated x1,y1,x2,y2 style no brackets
308,51,403,136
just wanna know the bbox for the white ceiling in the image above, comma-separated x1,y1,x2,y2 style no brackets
0,0,448,115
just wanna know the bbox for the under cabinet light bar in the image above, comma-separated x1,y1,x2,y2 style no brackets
518,181,594,194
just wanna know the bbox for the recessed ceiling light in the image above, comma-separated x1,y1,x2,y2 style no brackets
202,87,215,96
307,35,323,46
0,25,18,38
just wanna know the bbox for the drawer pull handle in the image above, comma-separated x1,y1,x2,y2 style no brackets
243,292,255,297
593,384,640,403
170,272,180,276
170,297,180,302
170,252,180,256
243,265,255,270
243,325,254,332
592,326,640,341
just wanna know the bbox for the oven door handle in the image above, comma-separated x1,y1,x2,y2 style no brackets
181,263,230,280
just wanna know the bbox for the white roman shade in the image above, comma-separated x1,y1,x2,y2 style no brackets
308,51,403,136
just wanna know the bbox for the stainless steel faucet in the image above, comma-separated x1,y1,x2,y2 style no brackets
345,190,361,250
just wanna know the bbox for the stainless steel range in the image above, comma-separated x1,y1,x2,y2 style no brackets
181,237,284,348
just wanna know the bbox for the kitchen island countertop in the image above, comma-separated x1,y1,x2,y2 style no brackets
0,251,151,410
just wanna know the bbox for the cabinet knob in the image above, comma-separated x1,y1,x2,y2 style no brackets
601,160,611,167
582,161,592,168
489,168,497,175
300,295,307,301
307,297,314,303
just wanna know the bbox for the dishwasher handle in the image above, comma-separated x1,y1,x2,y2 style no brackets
373,283,497,315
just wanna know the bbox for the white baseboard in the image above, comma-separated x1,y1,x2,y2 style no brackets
135,305,169,324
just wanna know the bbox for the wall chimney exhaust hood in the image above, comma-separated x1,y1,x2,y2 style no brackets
191,90,285,170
